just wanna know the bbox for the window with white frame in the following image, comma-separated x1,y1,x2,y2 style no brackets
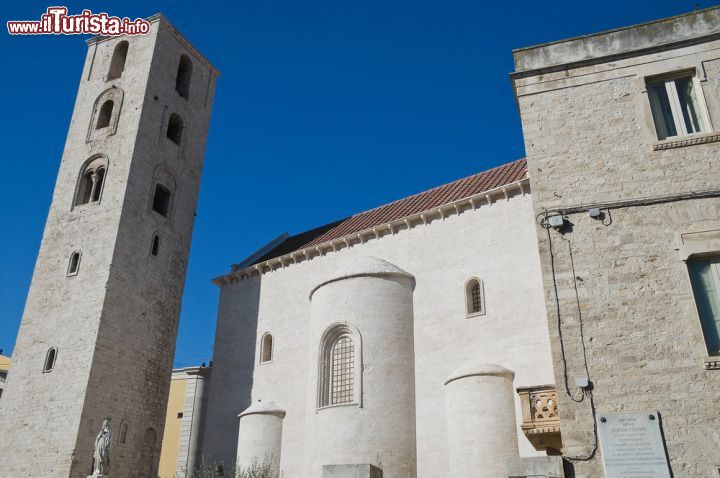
646,73,711,141
688,256,720,356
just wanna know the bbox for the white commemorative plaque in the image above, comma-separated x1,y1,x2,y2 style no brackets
597,411,671,478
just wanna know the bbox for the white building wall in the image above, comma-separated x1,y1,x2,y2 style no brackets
202,188,554,477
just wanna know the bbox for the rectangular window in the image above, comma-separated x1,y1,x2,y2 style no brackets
688,257,720,356
647,73,710,140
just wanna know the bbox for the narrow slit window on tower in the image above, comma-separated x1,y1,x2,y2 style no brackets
107,41,129,80
465,278,485,317
175,54,193,99
67,251,81,276
119,421,128,444
96,101,114,129
151,234,160,256
167,113,184,145
152,184,172,217
260,333,273,363
43,347,57,372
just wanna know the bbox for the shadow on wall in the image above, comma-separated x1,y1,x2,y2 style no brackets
199,274,262,463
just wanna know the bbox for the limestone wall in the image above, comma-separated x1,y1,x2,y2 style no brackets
514,8,720,476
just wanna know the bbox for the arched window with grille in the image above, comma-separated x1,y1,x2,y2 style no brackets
318,323,362,408
465,277,486,317
74,156,109,208
107,40,128,80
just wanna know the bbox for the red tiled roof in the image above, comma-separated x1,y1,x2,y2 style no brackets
254,158,527,264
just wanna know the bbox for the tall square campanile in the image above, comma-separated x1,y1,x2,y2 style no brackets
0,14,218,477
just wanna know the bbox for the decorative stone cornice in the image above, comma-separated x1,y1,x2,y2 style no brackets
212,177,530,286
653,133,720,151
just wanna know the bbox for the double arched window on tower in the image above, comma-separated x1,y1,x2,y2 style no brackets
317,323,362,408
74,156,108,208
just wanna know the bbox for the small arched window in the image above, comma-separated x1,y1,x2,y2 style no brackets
260,333,273,363
43,347,57,372
75,156,108,207
119,421,129,444
175,54,193,99
150,234,160,256
67,251,81,276
465,278,485,317
318,324,362,408
96,100,114,129
166,113,184,145
107,41,129,80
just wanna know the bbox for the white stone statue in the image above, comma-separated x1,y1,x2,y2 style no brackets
89,418,112,478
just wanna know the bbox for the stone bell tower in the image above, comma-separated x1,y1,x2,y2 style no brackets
0,15,218,477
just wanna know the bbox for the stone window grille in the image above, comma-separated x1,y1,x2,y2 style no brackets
687,256,720,357
465,277,486,317
318,324,362,408
107,40,128,81
67,251,81,276
330,335,354,405
43,347,57,373
167,113,184,146
646,72,712,141
74,156,108,208
175,54,193,99
260,332,273,364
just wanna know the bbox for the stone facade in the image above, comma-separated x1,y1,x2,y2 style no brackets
202,180,556,477
0,16,217,477
513,7,720,477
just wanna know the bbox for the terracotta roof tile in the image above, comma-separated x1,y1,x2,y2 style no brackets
254,158,527,265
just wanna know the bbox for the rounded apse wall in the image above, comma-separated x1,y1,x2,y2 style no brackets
304,256,417,478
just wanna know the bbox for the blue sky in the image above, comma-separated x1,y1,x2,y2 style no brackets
0,0,709,367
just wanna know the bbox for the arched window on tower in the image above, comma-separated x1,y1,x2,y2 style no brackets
96,100,114,129
318,324,362,408
260,333,273,363
43,347,57,372
465,277,485,317
67,251,81,276
175,54,193,99
167,113,184,145
74,156,109,207
107,41,129,80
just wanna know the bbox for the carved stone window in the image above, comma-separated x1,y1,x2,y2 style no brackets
688,256,720,357
74,155,108,208
107,41,128,81
465,277,486,317
318,323,362,408
87,88,123,142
